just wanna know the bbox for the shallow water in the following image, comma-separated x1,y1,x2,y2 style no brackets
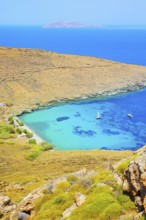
20,89,146,150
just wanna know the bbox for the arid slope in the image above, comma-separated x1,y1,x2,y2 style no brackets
1,47,146,117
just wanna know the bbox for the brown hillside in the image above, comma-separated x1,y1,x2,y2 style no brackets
1,47,146,117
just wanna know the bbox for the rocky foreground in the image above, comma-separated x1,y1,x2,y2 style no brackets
1,47,146,118
1,146,146,219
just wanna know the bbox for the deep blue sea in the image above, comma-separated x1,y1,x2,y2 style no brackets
1,26,146,150
0,26,146,65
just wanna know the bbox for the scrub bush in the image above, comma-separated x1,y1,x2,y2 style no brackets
41,141,53,151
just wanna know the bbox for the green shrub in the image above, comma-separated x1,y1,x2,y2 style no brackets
115,160,130,176
27,132,33,138
23,129,33,138
115,154,139,176
69,183,85,194
92,170,114,185
117,186,136,212
26,145,41,161
69,185,121,220
23,129,28,134
34,192,74,220
16,119,24,126
8,116,14,125
6,102,13,107
56,181,70,191
67,175,78,184
8,116,13,121
41,141,53,151
0,123,15,139
53,195,67,205
99,203,122,220
16,128,22,134
29,139,37,144
26,151,39,161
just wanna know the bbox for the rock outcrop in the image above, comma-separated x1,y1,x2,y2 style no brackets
123,146,146,213
17,169,88,215
0,195,16,217
62,193,86,219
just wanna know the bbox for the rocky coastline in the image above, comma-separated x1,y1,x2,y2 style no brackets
18,83,146,117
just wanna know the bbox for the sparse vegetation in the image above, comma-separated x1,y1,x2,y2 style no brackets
32,170,136,220
16,119,24,126
6,102,13,107
29,139,37,144
8,116,14,125
23,129,33,138
115,154,139,176
0,129,136,219
0,122,15,139
67,175,78,184
56,180,70,191
33,192,74,220
25,144,41,161
92,170,114,185
41,141,53,151
16,127,22,134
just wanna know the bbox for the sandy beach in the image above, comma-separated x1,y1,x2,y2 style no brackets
14,116,44,144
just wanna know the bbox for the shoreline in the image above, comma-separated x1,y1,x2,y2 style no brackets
19,84,146,116
16,86,146,150
14,116,45,144
2,46,146,120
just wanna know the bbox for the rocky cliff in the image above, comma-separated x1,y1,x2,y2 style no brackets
123,146,146,214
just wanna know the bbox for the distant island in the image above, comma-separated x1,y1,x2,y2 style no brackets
43,22,102,28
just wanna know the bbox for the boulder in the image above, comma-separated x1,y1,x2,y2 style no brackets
0,195,11,207
62,203,77,219
114,173,123,185
10,211,30,220
75,193,86,206
123,146,146,213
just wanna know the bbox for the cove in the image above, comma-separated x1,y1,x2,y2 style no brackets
19,89,146,151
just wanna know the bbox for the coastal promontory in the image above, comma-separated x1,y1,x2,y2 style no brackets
1,46,146,118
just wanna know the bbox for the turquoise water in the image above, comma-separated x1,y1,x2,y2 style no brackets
20,89,146,150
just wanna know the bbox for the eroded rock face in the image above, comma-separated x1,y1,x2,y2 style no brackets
123,146,146,213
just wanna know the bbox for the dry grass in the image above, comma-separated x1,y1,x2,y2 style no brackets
1,47,146,118
0,137,133,202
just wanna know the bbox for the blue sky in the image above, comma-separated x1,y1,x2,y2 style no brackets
0,0,146,26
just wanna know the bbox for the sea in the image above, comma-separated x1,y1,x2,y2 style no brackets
0,26,146,65
1,26,146,150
